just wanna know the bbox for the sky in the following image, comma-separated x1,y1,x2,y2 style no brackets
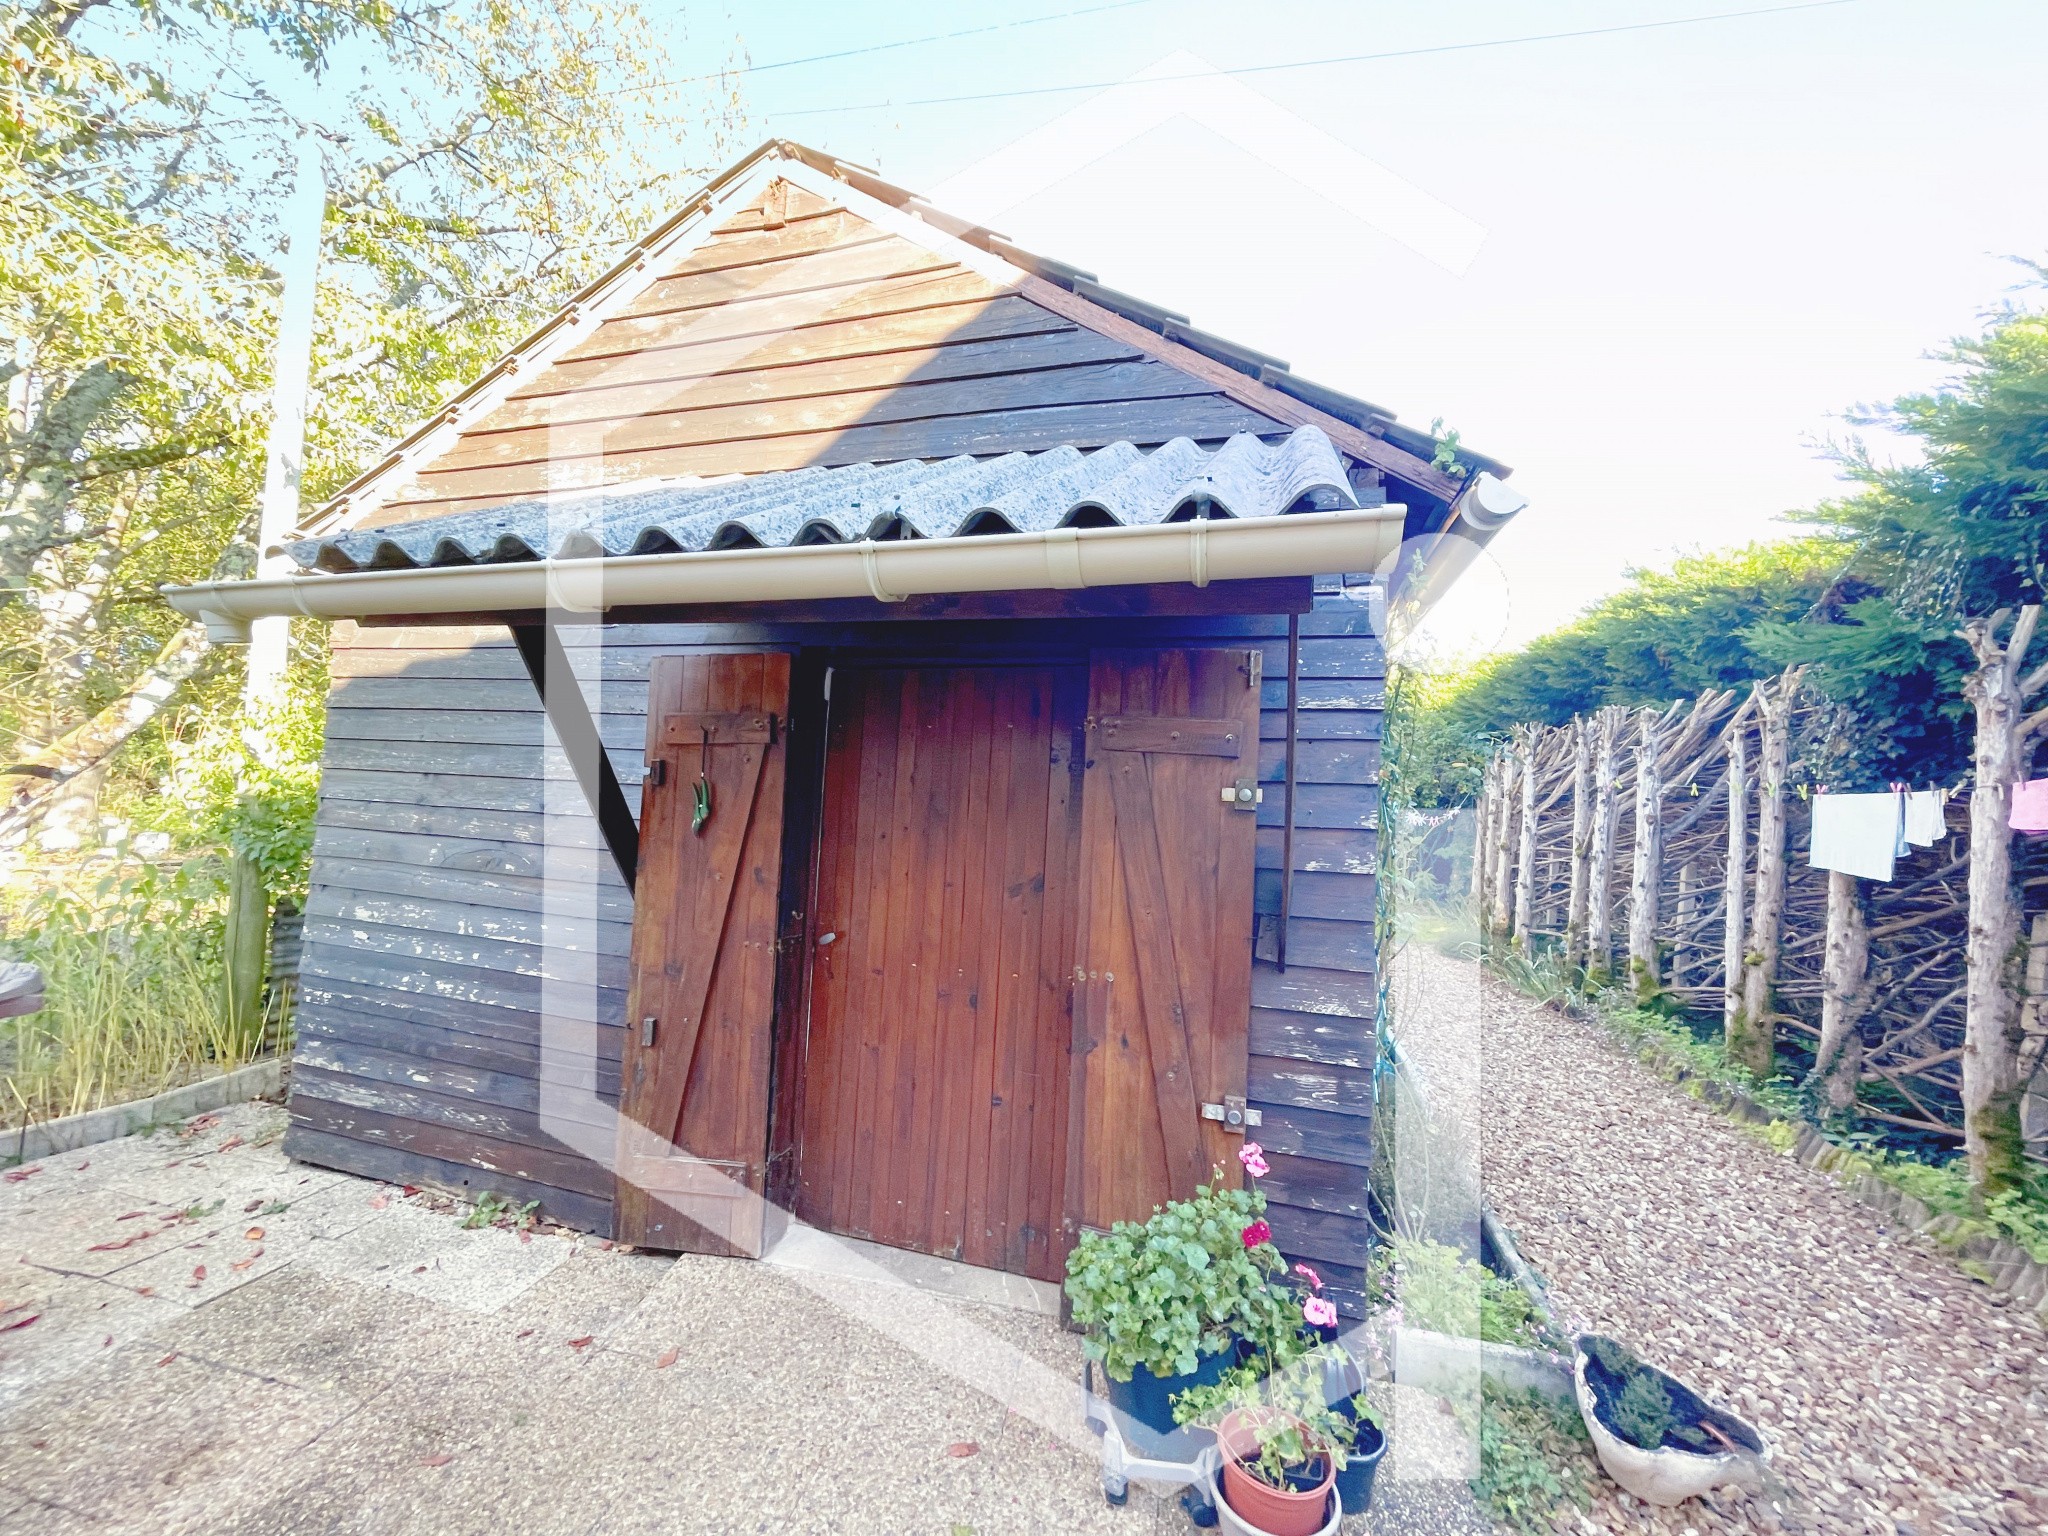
620,0,2048,655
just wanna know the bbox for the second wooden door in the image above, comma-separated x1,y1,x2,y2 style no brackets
792,664,1083,1282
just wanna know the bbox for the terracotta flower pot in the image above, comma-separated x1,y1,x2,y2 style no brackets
1216,1408,1337,1536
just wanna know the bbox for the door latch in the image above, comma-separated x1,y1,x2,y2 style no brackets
643,760,667,788
640,1015,658,1047
1222,777,1261,810
1200,1096,1262,1132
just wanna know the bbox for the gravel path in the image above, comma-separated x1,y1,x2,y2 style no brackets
1396,946,2048,1536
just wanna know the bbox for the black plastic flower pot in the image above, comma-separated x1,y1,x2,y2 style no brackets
1332,1415,1386,1514
1100,1346,1236,1460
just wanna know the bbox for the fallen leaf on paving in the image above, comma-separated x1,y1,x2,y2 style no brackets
0,1313,39,1333
216,1135,243,1153
3,1168,39,1183
518,1230,531,1244
515,1329,534,1339
566,1335,595,1350
411,1265,427,1274
187,1265,207,1287
243,1199,264,1213
655,1348,680,1369
157,1352,176,1366
370,1194,390,1210
102,1335,112,1347
74,1162,88,1170
244,1227,265,1241
419,1452,454,1468
230,1251,262,1272
944,1442,979,1458
116,1211,147,1222
87,1230,157,1252
402,1185,420,1196
134,1287,154,1297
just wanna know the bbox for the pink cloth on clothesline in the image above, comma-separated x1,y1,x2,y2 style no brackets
2009,777,2048,833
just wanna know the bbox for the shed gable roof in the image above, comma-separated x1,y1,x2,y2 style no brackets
321,141,1500,537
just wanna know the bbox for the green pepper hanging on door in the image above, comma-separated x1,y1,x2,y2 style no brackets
691,725,712,834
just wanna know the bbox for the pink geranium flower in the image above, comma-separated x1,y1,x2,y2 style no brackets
1237,1141,1269,1178
1293,1262,1323,1292
1241,1219,1272,1250
1303,1296,1338,1329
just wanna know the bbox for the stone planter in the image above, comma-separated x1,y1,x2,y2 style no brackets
1573,1334,1768,1506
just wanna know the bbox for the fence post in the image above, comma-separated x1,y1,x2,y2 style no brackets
1733,672,1797,1076
1491,745,1517,941
1565,718,1592,971
1627,709,1664,1005
1810,868,1872,1113
1472,756,1495,924
1513,729,1538,946
1959,609,2037,1195
1722,721,1748,1037
1586,708,1622,984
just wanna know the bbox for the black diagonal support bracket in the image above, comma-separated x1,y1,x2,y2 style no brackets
510,623,640,894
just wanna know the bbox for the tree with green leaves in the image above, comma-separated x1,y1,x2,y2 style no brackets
1388,537,1852,810
1756,280,2048,1198
1,0,744,846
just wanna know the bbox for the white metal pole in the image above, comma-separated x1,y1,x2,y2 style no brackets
243,135,325,707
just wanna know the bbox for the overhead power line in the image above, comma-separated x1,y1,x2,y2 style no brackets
611,0,1165,97
763,0,1864,119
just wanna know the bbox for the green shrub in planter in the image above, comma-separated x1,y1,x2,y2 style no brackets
1064,1172,1293,1382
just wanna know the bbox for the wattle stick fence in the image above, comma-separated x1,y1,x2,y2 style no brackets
1472,672,2048,1156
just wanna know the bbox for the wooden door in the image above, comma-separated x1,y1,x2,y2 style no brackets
793,665,1084,1281
617,652,791,1254
1073,648,1261,1230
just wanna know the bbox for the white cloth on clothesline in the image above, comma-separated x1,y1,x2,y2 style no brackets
1809,791,1901,882
1902,790,1947,848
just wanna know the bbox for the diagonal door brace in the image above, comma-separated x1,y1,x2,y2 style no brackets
509,623,641,893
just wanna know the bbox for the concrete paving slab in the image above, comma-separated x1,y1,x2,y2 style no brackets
490,1243,672,1341
110,1174,391,1310
0,1180,213,1279
152,1266,441,1397
0,1341,351,1529
297,1199,574,1313
0,1268,186,1415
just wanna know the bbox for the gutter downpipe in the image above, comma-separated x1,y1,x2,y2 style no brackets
162,507,1409,642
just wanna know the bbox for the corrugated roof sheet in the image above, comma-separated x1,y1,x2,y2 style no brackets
290,427,1360,573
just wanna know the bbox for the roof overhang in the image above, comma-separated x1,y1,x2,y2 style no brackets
166,504,1408,644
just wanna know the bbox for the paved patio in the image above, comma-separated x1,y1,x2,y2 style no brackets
1,1102,1487,1535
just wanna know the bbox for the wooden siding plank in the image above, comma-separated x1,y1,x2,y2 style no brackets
431,359,1214,477
397,394,1279,510
504,293,1078,401
292,1067,613,1196
1259,1152,1370,1218
283,1122,613,1236
1248,1008,1375,1070
481,327,1137,434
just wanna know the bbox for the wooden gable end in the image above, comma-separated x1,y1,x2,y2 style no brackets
356,179,1286,528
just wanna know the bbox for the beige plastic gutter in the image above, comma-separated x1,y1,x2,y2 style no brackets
164,506,1410,644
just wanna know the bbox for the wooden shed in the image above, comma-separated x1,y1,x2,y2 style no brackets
168,141,1525,1314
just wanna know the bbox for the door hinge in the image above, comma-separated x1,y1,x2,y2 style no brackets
640,1015,658,1047
1200,1096,1262,1132
1222,777,1262,810
643,760,667,788
1241,649,1263,690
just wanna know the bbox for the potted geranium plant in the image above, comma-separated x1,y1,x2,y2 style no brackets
1064,1156,1295,1457
1165,1144,1358,1536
